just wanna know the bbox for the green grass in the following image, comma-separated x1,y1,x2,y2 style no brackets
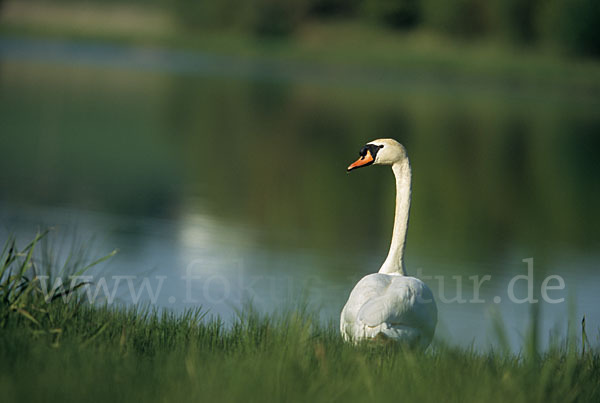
1,232,599,403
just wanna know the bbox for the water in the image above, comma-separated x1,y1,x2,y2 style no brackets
1,37,599,351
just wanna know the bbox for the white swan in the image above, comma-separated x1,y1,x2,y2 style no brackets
340,139,437,347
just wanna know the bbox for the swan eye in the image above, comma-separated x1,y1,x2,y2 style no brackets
361,144,383,158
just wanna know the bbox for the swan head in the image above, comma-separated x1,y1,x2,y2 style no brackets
347,138,407,172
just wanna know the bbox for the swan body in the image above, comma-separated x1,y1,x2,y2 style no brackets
340,139,437,347
340,273,436,346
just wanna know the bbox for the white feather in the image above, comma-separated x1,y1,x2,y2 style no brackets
341,273,437,347
341,139,438,347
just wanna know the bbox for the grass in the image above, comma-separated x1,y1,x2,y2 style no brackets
1,232,599,403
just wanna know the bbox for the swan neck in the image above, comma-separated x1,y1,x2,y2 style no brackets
379,159,411,275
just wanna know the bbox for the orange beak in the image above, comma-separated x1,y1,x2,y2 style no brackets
347,150,374,172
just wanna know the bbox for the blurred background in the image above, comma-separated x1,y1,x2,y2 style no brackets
0,0,599,350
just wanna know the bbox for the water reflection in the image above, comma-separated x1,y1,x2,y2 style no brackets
0,38,599,351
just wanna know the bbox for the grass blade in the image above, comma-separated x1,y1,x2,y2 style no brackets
73,249,118,277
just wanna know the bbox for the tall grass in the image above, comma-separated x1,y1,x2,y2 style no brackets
0,230,115,338
1,232,599,403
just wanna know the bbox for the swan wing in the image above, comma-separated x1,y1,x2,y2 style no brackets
341,274,437,346
341,273,391,334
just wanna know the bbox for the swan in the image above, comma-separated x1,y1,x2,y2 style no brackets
340,138,437,347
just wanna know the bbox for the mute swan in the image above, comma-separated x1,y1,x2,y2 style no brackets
340,139,437,347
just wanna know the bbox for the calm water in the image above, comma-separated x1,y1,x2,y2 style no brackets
1,37,599,351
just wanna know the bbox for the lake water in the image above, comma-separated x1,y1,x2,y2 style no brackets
1,37,599,351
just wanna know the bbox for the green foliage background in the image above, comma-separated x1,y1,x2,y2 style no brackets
7,0,600,55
